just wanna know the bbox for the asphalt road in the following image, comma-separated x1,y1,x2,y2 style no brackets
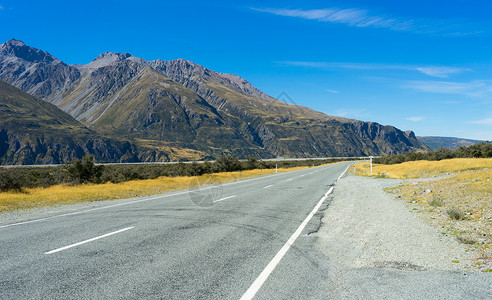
0,162,352,299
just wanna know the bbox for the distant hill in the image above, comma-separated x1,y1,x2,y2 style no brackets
0,39,430,163
0,80,164,164
417,136,487,150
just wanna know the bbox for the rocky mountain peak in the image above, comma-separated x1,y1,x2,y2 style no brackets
218,72,274,101
83,52,134,69
5,39,25,47
95,52,132,61
172,58,204,70
404,130,417,139
0,39,58,63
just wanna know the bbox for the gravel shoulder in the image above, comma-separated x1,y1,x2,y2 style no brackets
316,174,472,271
314,173,491,299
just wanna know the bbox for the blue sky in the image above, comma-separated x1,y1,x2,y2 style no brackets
1,0,491,140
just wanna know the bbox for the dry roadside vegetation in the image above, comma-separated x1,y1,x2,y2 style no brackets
0,166,310,213
354,158,492,272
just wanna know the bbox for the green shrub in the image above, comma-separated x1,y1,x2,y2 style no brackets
0,171,24,192
447,208,466,220
65,155,104,184
429,195,444,207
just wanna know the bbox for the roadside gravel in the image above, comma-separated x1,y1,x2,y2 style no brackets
316,174,472,270
314,173,491,299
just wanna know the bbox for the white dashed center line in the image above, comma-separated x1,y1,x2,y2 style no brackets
213,195,237,203
45,226,134,255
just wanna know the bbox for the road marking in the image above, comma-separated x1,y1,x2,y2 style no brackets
337,164,351,181
300,174,305,177
0,162,350,230
44,227,134,255
213,195,236,203
263,184,274,189
285,178,294,182
0,167,313,230
240,171,341,300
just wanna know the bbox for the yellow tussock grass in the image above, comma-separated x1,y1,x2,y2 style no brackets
354,158,492,179
0,166,313,212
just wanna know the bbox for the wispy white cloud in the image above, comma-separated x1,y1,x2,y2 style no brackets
406,116,424,122
455,130,492,141
325,89,340,94
254,7,412,32
415,67,469,78
402,80,492,97
253,7,480,36
277,61,470,78
469,117,492,126
331,108,369,119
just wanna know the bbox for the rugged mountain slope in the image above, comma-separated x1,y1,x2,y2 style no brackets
417,136,486,150
149,58,428,156
0,39,429,160
0,79,149,164
0,39,81,104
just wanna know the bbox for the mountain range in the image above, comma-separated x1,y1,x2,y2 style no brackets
417,136,486,150
0,39,428,164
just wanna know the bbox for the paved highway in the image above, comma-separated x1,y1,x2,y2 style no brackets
0,162,352,299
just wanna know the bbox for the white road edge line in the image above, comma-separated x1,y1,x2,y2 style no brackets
263,184,274,189
213,195,236,203
285,178,293,182
240,165,350,300
337,164,352,181
44,226,134,255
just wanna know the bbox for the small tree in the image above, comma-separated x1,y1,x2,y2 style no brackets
214,156,243,172
66,155,104,184
0,171,23,192
245,156,258,170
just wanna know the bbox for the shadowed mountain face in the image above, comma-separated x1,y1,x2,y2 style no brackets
0,79,150,164
0,39,429,163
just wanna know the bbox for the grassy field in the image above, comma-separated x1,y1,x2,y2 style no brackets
354,158,492,271
354,158,492,179
0,166,312,213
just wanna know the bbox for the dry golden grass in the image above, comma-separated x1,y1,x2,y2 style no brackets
354,158,492,179
0,166,312,212
356,158,492,271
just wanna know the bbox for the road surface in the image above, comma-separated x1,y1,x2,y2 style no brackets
0,162,351,299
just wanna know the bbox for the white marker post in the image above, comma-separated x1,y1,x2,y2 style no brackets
369,156,373,174
275,164,278,173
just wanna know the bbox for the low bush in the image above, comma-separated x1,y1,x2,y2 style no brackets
0,171,24,192
446,208,466,220
428,195,444,207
